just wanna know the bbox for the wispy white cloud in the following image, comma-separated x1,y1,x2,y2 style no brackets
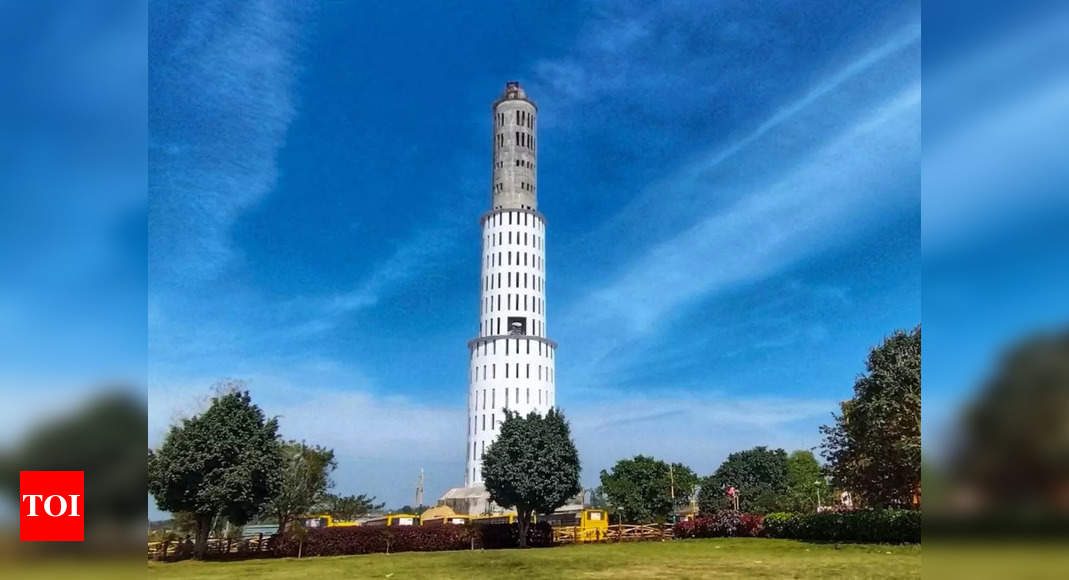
530,7,920,391
688,26,920,178
531,2,691,116
923,74,1069,254
562,19,920,252
295,222,468,335
149,216,468,371
149,0,307,285
558,82,919,377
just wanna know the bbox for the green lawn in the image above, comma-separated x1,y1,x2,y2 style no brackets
147,538,920,579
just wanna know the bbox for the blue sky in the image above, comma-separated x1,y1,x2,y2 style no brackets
921,2,1069,458
148,0,920,515
0,1,145,444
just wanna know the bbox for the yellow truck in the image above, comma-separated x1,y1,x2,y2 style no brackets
362,513,419,527
299,514,360,528
543,508,609,543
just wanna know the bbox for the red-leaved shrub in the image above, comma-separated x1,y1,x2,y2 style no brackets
273,525,471,557
672,511,763,539
739,513,765,537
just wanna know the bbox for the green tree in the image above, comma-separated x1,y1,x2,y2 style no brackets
148,389,283,559
319,493,384,521
265,441,336,535
669,463,700,511
784,450,830,513
949,330,1069,510
171,511,198,537
820,326,921,508
599,455,698,523
699,446,789,514
589,486,610,509
0,390,145,541
393,504,430,515
482,409,581,547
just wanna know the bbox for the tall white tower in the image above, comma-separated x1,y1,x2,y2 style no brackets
465,82,556,486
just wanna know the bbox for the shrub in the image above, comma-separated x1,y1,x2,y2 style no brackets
762,510,920,543
273,525,471,557
477,521,555,549
673,518,699,539
762,512,797,537
676,510,918,543
272,522,555,557
672,511,763,539
739,513,765,537
707,509,742,536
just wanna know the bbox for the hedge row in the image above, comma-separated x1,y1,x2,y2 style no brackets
763,510,920,543
673,510,920,543
271,522,554,557
479,521,555,549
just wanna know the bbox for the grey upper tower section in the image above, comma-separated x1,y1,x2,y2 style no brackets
491,81,538,211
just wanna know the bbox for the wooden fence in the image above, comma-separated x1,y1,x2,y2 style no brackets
148,534,273,560
553,523,673,544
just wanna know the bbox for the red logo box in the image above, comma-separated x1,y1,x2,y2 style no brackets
19,471,84,541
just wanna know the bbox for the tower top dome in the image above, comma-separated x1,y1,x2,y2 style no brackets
501,81,527,100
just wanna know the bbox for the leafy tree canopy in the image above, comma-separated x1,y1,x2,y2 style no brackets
784,450,830,513
482,409,581,547
0,390,144,537
950,330,1069,510
699,446,789,514
392,504,430,515
148,388,283,558
264,441,336,534
589,486,610,510
820,326,921,508
599,455,698,523
319,493,385,521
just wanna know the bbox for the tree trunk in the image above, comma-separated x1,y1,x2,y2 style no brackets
517,507,531,548
277,514,289,537
194,513,212,560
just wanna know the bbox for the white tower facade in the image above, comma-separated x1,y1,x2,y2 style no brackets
465,82,556,486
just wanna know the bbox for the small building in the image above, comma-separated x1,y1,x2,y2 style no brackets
439,484,502,516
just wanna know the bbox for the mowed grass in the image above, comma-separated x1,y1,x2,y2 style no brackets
147,538,920,579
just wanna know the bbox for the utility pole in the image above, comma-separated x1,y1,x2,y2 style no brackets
669,464,676,524
415,468,424,509
669,464,675,503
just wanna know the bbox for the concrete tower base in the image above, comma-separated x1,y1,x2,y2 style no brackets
438,484,504,516
438,484,587,517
